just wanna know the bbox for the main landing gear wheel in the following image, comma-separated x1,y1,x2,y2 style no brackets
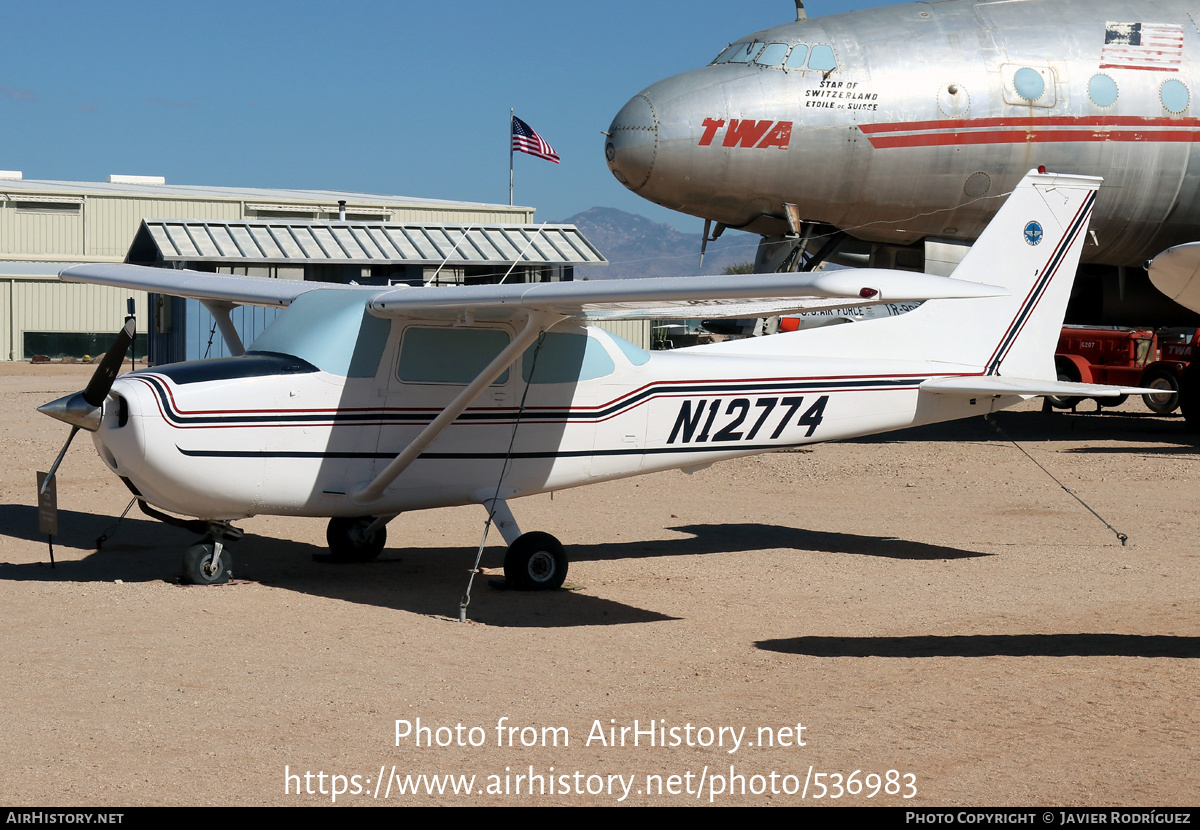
1047,362,1082,410
1142,368,1181,415
504,532,568,591
326,516,387,562
181,541,232,585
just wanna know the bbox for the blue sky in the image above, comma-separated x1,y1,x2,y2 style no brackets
0,0,905,232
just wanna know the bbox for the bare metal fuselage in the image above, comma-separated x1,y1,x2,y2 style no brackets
606,0,1200,269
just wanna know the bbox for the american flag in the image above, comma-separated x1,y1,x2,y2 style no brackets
1101,22,1184,72
512,116,560,164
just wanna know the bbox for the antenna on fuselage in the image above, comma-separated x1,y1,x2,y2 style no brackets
794,0,806,20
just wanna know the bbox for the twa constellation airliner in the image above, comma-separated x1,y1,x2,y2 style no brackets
606,0,1200,325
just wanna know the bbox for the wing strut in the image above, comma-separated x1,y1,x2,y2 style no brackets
348,310,562,505
200,301,245,356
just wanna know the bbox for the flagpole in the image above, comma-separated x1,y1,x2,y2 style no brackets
509,108,514,206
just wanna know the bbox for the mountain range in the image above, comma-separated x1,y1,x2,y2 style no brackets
555,207,760,280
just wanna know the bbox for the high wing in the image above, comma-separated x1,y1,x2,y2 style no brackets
59,262,344,307
365,269,1004,321
59,262,1005,321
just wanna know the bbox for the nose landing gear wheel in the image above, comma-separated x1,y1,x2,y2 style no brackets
182,542,232,585
326,516,387,562
504,532,567,591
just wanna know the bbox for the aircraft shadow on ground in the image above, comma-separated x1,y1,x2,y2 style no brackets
567,523,986,563
757,633,1200,659
0,503,674,628
0,507,983,627
851,409,1200,447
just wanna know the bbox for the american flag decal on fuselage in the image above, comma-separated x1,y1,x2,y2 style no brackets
1101,22,1185,72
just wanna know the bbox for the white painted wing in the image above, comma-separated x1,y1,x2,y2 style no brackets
1146,241,1200,314
59,263,348,307
367,270,1005,321
921,376,1158,397
59,263,1005,321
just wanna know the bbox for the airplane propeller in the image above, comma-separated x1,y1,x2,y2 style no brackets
38,318,136,491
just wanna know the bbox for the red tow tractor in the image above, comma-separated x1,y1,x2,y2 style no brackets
1051,325,1196,417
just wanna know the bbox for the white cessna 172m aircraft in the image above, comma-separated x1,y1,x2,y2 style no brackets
39,171,1148,589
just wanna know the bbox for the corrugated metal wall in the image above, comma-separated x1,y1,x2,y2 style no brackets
0,183,549,360
0,282,10,360
3,208,84,256
3,280,147,361
595,320,651,350
86,198,242,257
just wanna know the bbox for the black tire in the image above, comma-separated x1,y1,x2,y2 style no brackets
326,516,386,562
1141,368,1180,415
1180,362,1200,431
1047,363,1083,410
504,531,568,591
1097,394,1128,408
181,542,232,585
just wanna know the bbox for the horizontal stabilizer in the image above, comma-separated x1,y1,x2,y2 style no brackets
921,376,1157,397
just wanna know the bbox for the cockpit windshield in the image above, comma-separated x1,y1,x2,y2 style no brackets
248,288,390,378
711,40,836,73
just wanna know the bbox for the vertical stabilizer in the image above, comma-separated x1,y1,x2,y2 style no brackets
711,170,1100,378
948,170,1099,377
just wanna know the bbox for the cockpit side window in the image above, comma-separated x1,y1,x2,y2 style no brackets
807,44,837,72
754,43,790,67
785,44,809,69
397,327,511,385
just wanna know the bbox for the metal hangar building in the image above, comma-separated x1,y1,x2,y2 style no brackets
0,173,618,363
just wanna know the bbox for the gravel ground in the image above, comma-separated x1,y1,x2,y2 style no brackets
1,363,1197,806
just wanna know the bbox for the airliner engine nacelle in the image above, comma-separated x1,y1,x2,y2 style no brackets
605,0,1200,325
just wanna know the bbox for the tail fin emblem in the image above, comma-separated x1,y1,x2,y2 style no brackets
1024,221,1044,246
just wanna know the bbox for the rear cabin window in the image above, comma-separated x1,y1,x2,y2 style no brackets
397,327,511,385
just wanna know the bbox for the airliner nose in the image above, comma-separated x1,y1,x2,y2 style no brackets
605,93,659,193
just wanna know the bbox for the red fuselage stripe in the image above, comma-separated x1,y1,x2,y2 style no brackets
858,116,1200,148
